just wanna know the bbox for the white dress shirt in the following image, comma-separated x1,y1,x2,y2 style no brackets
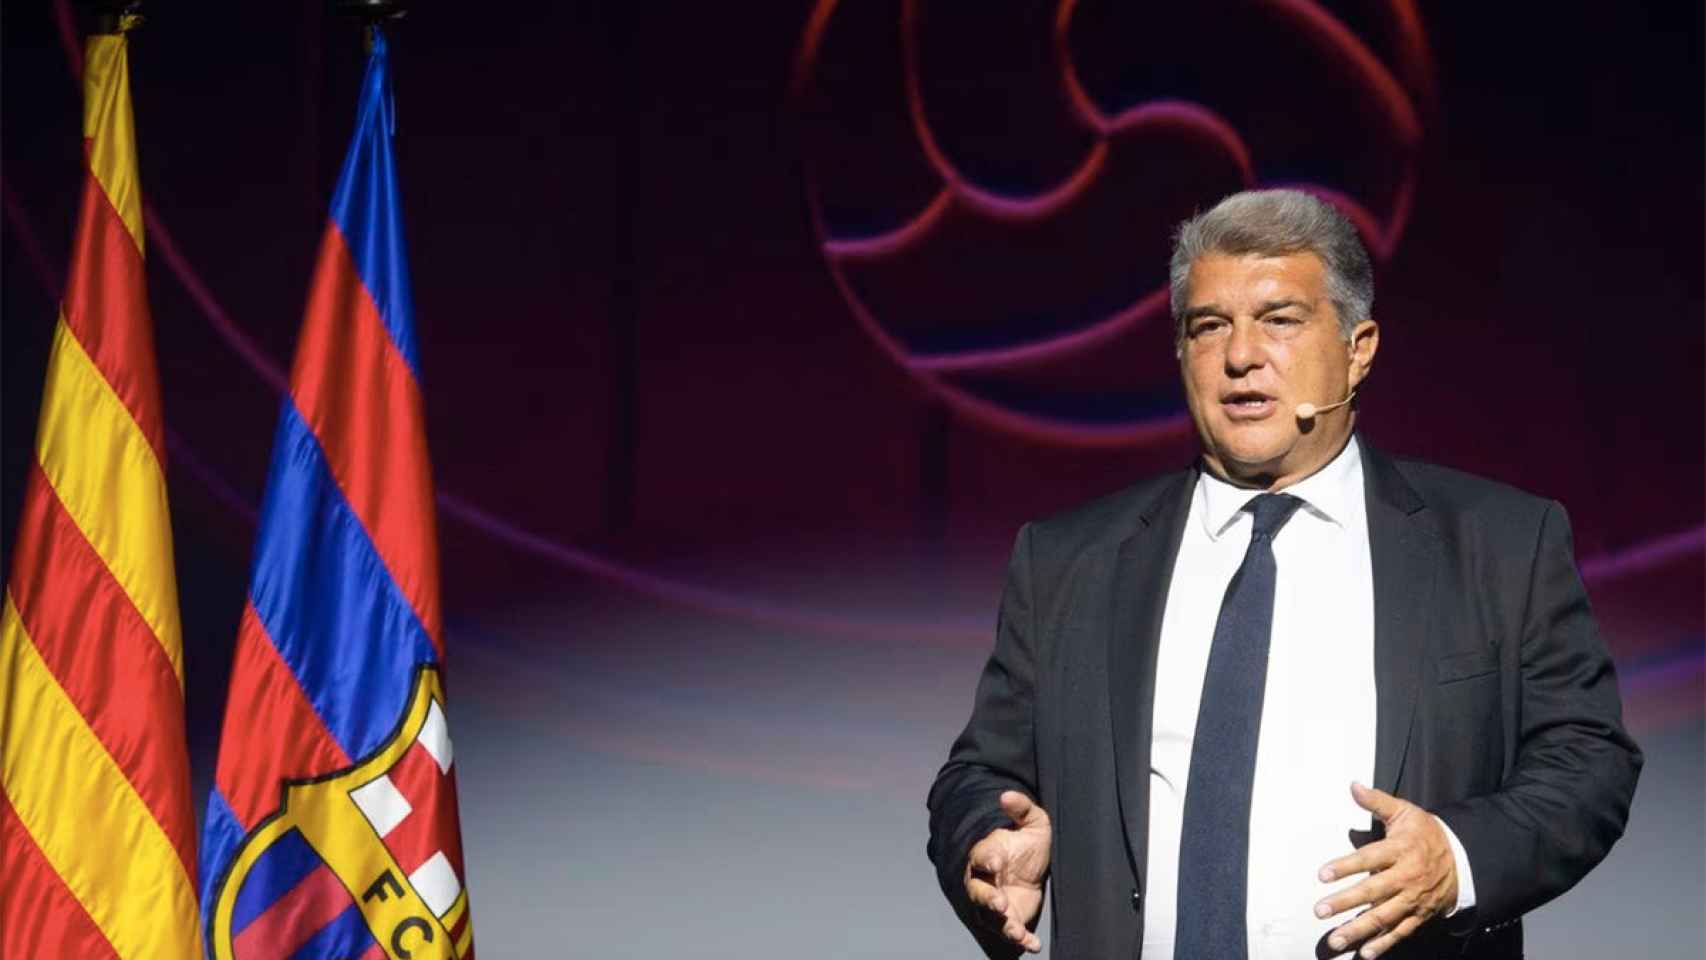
1140,437,1474,959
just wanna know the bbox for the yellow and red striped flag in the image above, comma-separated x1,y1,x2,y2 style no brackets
0,26,201,959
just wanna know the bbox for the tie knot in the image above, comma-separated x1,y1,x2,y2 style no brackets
1245,493,1303,540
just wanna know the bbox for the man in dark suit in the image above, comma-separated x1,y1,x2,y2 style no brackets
926,190,1641,960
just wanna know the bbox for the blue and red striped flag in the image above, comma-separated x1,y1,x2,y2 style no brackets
198,30,473,960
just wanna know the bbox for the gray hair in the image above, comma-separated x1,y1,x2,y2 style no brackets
1168,189,1373,341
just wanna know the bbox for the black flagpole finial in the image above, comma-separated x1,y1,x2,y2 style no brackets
333,0,407,53
334,1,408,23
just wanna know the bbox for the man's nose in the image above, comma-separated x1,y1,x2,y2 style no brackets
1223,319,1267,374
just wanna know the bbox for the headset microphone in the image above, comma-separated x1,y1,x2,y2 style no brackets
1294,389,1357,421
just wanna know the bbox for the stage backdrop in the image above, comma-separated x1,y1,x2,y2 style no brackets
3,1,1701,956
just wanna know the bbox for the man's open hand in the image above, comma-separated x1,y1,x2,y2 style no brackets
1315,782,1458,958
964,790,1052,953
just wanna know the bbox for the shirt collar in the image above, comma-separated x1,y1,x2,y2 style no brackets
1199,434,1365,541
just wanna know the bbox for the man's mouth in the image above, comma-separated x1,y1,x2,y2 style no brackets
1220,391,1277,419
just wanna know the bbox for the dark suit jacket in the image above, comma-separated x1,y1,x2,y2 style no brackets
927,442,1642,959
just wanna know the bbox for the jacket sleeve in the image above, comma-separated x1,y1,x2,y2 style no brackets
926,523,1044,960
1433,501,1643,927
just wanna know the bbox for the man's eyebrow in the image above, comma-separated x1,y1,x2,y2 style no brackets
1179,304,1226,323
1255,298,1313,315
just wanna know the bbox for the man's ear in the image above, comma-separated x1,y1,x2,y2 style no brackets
1347,319,1379,390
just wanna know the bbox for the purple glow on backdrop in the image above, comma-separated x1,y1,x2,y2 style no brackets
1,172,1698,645
1618,649,1706,696
143,206,290,396
164,432,259,526
0,179,63,295
41,0,1690,642
1580,525,1706,584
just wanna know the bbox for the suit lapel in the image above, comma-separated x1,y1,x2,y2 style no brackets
1108,470,1195,887
1363,444,1440,794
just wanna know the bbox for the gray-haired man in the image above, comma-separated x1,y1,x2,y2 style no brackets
927,189,1640,960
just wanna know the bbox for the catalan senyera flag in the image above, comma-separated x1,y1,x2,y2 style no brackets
197,30,473,960
0,27,203,960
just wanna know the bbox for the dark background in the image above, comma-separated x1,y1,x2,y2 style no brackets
4,1,1701,955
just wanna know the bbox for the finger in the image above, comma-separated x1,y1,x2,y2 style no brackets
1001,915,1042,953
1314,871,1395,920
1320,838,1400,883
1353,913,1424,959
1327,897,1412,954
967,837,1006,879
998,790,1035,825
1350,782,1403,821
965,876,1006,915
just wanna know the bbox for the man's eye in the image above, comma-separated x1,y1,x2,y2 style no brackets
1264,315,1300,325
1190,319,1228,337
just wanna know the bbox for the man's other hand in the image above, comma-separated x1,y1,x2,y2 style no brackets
964,790,1052,953
1314,782,1458,958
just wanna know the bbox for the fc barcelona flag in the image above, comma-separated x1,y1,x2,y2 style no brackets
198,29,473,959
1,25,202,959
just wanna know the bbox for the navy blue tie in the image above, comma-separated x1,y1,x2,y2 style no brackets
1175,492,1304,959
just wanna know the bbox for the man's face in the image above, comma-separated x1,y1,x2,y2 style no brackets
1177,251,1377,488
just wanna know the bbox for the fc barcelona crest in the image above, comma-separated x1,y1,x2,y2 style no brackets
209,666,473,959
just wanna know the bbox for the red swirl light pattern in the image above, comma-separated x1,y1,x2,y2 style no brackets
14,0,1696,682
793,0,1434,447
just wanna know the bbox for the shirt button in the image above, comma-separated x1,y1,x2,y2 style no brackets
1130,888,1142,912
